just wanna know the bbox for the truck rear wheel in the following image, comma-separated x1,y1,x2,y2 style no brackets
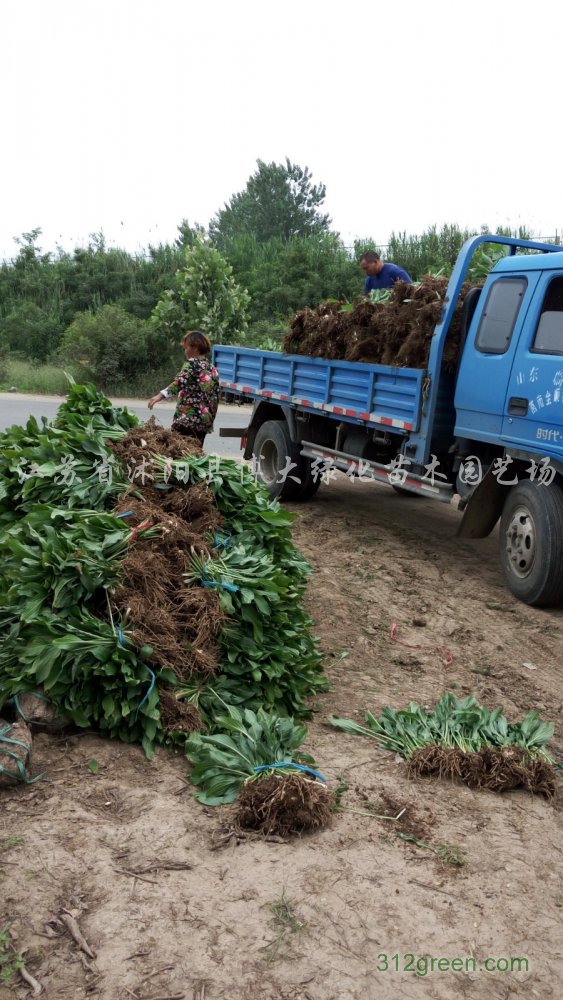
499,479,563,606
293,457,322,501
253,420,303,501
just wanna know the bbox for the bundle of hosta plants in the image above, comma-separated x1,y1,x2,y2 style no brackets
186,702,333,836
0,382,326,768
330,693,556,799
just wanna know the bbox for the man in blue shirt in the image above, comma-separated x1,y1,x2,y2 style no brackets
360,251,412,293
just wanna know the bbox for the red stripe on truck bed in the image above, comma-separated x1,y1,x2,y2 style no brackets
219,381,414,430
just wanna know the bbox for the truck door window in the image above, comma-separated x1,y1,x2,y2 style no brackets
532,276,563,356
475,278,527,354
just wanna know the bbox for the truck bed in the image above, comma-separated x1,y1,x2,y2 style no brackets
213,346,425,434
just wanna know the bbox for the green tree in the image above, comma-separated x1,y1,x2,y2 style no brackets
0,229,183,351
153,235,250,346
209,158,331,248
224,231,361,325
387,224,473,280
0,302,62,361
58,305,152,388
11,228,54,272
386,223,535,281
174,219,206,250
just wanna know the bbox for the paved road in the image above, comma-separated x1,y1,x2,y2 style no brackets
0,393,252,460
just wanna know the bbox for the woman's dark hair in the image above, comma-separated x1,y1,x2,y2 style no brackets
182,330,211,355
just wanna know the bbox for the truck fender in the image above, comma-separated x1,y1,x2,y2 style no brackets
456,466,506,538
243,401,298,459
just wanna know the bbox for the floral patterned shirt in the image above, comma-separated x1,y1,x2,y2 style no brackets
162,358,220,435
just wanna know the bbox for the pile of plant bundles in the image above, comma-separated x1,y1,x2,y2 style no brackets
282,278,475,371
0,382,329,834
330,692,556,799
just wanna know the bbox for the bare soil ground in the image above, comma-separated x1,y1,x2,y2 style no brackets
1,475,562,1000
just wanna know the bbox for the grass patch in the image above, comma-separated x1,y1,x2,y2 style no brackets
397,832,467,866
271,892,305,933
0,359,82,395
333,772,349,809
1,836,24,850
0,924,24,986
104,367,176,398
0,359,174,399
261,889,306,964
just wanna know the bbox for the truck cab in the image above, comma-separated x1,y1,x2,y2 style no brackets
456,252,563,463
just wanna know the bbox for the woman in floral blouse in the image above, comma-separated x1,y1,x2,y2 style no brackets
148,330,220,446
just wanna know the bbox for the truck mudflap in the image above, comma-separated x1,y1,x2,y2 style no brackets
456,466,506,538
218,426,248,437
300,441,453,502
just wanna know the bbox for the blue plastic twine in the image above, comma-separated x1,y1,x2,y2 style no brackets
0,722,43,784
201,579,239,593
213,531,232,549
114,627,155,721
254,761,328,783
135,666,156,720
8,691,51,724
114,511,133,519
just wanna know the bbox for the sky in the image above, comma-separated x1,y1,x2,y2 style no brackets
2,0,562,261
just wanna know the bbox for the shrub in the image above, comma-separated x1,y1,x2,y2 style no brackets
0,302,63,362
58,305,153,389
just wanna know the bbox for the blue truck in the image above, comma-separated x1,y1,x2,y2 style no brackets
213,234,563,607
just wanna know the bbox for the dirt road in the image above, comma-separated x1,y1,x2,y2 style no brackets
1,475,561,999
0,394,251,459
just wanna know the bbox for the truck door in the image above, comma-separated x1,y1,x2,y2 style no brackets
454,273,540,443
502,271,563,459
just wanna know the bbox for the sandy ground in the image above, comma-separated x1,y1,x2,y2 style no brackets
1,475,562,1000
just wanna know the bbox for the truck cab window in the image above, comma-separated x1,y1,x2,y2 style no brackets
532,276,563,356
474,278,527,354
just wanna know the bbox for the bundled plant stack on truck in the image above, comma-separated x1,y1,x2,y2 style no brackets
214,235,563,607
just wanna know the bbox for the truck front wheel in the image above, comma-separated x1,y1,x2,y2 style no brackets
499,479,563,606
253,420,303,501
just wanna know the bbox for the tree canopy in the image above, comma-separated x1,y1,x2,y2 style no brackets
152,235,250,346
209,158,331,248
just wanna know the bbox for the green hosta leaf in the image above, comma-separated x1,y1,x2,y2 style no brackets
102,694,115,716
34,649,61,685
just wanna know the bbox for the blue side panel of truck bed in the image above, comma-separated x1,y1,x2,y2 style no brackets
214,346,425,433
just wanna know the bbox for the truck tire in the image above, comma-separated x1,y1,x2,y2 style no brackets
499,479,563,606
293,457,322,501
253,420,303,501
